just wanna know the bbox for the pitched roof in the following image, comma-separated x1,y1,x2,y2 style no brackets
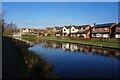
46,27,54,29
54,27,63,30
20,28,27,30
94,23,115,28
77,30,89,34
73,25,90,29
64,26,71,29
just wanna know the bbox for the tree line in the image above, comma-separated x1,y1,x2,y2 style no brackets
0,17,19,37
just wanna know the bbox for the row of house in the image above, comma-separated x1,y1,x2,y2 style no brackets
19,22,120,38
54,23,120,38
19,27,56,36
19,28,47,36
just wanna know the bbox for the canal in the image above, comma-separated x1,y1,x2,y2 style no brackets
28,41,120,78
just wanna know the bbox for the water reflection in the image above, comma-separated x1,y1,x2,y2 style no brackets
41,41,120,59
28,41,120,78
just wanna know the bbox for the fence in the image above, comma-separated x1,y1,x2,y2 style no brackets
90,38,120,43
70,37,90,41
70,37,120,43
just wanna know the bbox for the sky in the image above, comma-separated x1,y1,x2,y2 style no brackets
2,0,120,2
3,2,118,29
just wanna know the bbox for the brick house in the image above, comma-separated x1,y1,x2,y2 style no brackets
70,25,91,38
115,23,120,38
54,27,63,37
91,23,116,38
55,30,62,37
19,28,32,35
53,27,63,32
46,27,54,36
62,26,71,37
70,25,81,37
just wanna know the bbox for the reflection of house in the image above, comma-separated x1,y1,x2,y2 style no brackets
90,47,120,58
70,44,78,51
115,23,120,38
91,23,116,38
78,46,90,53
53,43,61,48
45,42,53,48
62,43,70,50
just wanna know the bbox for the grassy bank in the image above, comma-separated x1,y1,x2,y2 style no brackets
21,34,39,42
40,37,120,49
12,38,58,79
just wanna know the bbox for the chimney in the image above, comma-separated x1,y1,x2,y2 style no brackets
94,23,96,27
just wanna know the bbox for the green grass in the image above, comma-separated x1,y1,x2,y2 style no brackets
21,34,38,42
40,37,120,48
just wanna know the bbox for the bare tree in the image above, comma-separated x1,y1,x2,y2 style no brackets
3,22,19,37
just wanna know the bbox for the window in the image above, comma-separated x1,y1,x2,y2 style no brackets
99,28,102,30
118,27,120,30
93,28,96,30
92,34,96,37
105,27,109,30
96,34,101,37
72,29,74,31
64,29,66,31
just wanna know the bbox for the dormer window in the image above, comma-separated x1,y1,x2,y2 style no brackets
72,29,74,31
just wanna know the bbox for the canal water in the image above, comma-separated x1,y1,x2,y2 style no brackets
28,41,120,78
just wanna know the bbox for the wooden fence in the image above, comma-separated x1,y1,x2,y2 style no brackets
70,37,120,43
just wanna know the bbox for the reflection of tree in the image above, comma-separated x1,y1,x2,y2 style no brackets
45,42,53,48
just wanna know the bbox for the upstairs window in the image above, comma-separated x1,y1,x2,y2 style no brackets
93,28,96,30
99,28,102,30
64,29,66,31
81,28,83,30
105,27,109,30
72,29,74,31
118,27,120,30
